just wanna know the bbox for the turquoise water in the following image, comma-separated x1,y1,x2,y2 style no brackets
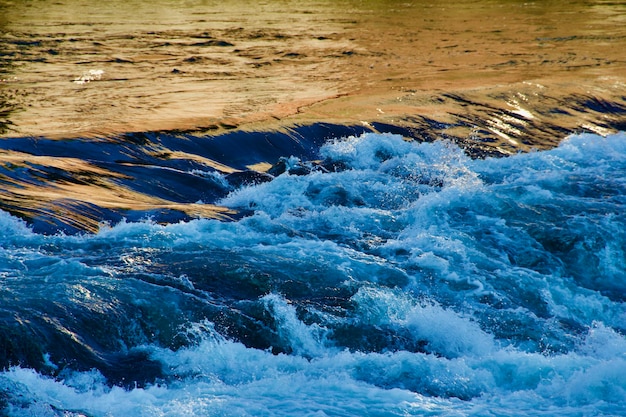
1,0,626,414
1,131,625,416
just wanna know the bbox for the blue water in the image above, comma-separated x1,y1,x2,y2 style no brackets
1,131,626,416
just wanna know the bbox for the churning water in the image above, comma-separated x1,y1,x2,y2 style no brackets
1,131,625,416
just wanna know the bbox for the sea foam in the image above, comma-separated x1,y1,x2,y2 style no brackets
1,132,625,416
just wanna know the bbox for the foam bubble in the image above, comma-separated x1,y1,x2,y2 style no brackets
2,132,626,416
73,69,104,85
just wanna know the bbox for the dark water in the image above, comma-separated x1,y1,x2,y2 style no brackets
1,131,626,416
0,1,626,416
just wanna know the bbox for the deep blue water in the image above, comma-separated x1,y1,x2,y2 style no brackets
1,130,626,416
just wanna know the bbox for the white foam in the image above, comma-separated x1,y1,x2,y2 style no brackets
2,132,626,416
3,319,626,416
73,69,104,85
262,293,329,357
352,287,496,358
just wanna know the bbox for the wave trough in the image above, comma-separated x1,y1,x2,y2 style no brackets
1,131,625,416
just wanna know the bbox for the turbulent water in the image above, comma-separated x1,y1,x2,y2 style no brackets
1,0,626,415
1,130,625,416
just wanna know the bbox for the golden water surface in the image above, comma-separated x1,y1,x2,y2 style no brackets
0,0,625,232
1,0,624,145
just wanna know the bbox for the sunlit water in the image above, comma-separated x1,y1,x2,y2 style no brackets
0,1,625,416
1,0,625,140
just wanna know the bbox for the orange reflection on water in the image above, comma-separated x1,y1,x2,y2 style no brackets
0,0,624,139
0,150,234,232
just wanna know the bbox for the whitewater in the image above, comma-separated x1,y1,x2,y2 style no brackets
0,130,625,416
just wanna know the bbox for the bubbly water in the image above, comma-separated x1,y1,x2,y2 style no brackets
1,131,626,416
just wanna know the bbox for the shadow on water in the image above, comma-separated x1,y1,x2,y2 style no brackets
0,89,625,235
0,123,372,234
0,1,625,405
0,0,624,234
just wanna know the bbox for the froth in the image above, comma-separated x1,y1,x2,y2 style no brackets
1,132,626,416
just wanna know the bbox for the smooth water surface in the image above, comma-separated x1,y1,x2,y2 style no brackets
1,0,624,140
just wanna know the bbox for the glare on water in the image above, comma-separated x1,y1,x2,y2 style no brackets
0,0,624,142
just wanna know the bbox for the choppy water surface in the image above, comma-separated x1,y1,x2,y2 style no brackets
0,1,626,416
1,131,626,416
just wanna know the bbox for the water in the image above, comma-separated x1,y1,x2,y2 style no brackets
1,131,626,416
1,0,625,141
1,0,626,415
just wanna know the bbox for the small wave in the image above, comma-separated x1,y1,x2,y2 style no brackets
73,69,104,85
0,132,625,415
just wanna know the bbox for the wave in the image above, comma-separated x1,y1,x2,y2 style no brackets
0,131,625,415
